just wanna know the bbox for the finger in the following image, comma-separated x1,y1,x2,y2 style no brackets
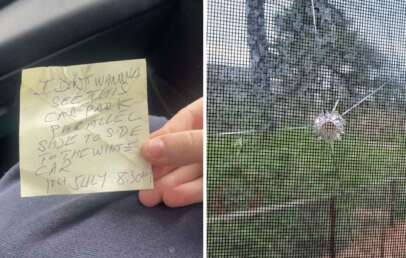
142,130,203,166
163,177,203,208
150,98,203,138
138,189,161,207
138,163,202,207
152,165,177,180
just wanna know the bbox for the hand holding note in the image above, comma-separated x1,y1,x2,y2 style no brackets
139,98,203,207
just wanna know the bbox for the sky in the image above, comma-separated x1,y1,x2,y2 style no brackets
207,0,406,78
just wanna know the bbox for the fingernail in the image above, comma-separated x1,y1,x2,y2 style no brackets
145,138,164,159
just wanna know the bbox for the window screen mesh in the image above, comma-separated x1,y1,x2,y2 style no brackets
207,0,406,257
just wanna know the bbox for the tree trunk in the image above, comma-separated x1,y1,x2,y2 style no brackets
246,0,271,92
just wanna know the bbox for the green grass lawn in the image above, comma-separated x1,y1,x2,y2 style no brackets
208,127,406,212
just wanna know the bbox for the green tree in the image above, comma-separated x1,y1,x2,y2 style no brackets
271,0,382,111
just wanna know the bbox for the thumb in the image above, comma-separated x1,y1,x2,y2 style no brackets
142,130,203,166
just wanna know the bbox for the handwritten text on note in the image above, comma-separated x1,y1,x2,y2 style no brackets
19,59,152,197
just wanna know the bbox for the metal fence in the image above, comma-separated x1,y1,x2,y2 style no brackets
208,178,406,257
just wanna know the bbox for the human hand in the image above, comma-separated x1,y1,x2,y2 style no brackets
139,98,203,207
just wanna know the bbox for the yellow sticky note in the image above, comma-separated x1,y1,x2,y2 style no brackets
19,59,153,197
